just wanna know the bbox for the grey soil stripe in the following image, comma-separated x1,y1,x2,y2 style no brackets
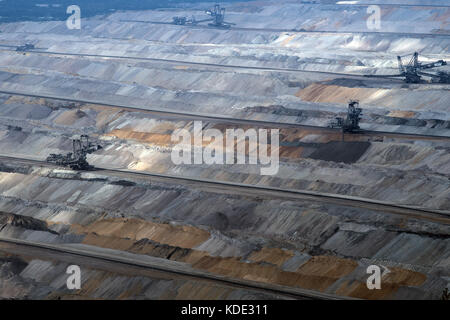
0,237,349,300
4,47,363,77
0,90,447,141
119,20,450,38
1,155,449,225
105,168,450,224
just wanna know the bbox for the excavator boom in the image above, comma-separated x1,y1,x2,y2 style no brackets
366,52,448,84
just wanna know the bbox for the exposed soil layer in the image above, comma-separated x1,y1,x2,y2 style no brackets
296,83,450,115
0,164,448,300
308,141,372,164
76,222,432,298
0,251,280,300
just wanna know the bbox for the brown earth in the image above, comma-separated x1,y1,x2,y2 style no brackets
72,218,211,249
70,218,427,298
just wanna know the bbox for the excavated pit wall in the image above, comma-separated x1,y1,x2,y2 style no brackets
0,98,447,211
0,0,448,299
0,163,448,299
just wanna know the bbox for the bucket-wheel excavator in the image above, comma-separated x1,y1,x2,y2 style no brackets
329,100,363,133
46,135,102,170
365,52,448,83
172,4,235,29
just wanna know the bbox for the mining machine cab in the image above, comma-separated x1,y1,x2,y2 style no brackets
328,101,362,133
342,100,362,133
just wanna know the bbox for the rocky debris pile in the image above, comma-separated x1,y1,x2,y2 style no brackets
0,212,57,234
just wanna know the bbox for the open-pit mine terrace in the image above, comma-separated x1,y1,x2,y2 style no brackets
0,0,449,300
